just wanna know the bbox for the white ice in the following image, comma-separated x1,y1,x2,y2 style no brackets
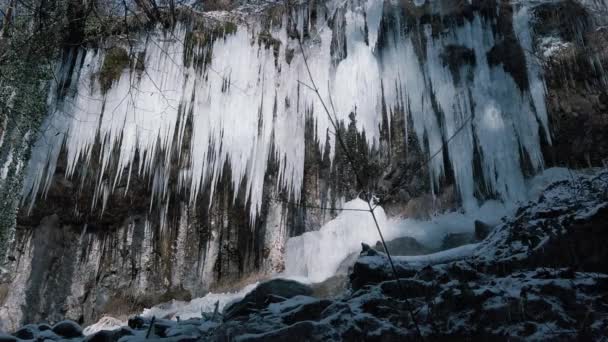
22,0,551,223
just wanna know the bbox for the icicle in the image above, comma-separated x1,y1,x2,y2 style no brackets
22,0,554,221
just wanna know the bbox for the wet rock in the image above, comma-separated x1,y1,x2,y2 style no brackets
38,323,52,331
12,325,37,340
374,236,432,256
238,321,321,342
474,220,492,241
37,329,62,340
153,320,175,337
281,299,332,325
440,232,474,250
84,330,114,342
51,320,83,338
0,334,17,342
127,316,145,330
350,253,417,290
223,279,313,320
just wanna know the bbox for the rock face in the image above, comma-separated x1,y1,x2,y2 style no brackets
538,0,608,168
1,0,608,332
7,169,606,341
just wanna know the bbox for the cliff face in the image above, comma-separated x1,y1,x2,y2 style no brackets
0,0,607,331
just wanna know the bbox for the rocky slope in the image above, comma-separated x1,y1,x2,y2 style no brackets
4,169,606,340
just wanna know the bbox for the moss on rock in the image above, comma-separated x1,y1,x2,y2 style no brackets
99,47,130,93
183,21,238,70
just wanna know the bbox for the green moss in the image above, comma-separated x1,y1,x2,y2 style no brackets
183,21,238,70
99,47,130,93
258,31,282,62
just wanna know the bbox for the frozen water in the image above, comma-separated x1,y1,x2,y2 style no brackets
22,0,552,222
283,167,578,283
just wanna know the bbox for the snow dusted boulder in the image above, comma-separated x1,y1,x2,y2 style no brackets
223,279,313,320
51,320,83,338
473,171,608,274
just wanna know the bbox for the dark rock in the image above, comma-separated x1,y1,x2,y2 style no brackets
380,279,438,299
128,316,145,330
114,326,135,339
51,320,83,338
84,330,114,342
153,320,174,337
374,236,433,256
223,279,313,320
238,321,322,342
361,243,377,255
36,329,62,341
12,325,36,340
282,299,332,325
440,232,474,250
474,220,492,241
0,334,17,342
350,253,418,290
84,327,134,342
38,324,52,331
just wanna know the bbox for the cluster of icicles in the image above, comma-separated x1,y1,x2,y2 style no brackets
22,0,550,221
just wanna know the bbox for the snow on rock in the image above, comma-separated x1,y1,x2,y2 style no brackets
9,168,606,341
141,282,259,321
283,167,581,284
82,316,125,336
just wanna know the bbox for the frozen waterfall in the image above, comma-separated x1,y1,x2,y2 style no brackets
22,0,550,221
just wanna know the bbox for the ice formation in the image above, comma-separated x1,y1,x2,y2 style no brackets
22,0,551,220
283,167,578,283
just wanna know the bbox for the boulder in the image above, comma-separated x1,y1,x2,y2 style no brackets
0,334,17,342
350,245,418,290
474,220,492,241
38,323,52,331
440,233,474,250
84,330,114,342
374,236,433,256
51,320,83,338
223,279,313,320
127,316,145,330
12,325,37,340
